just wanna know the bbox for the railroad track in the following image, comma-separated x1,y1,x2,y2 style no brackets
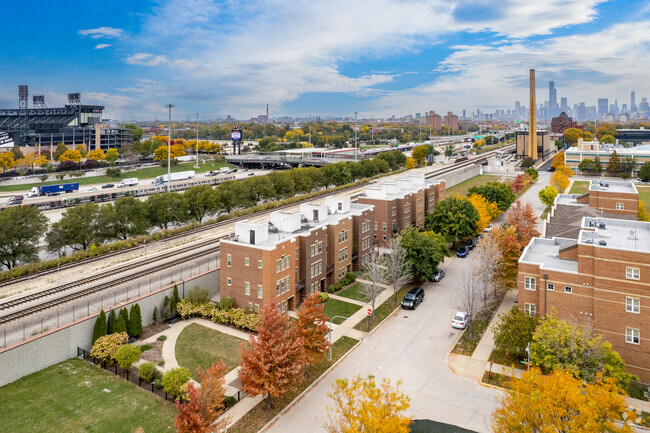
0,147,512,324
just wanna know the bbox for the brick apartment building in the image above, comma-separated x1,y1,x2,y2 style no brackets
358,173,445,247
518,217,650,380
220,196,375,313
551,111,582,134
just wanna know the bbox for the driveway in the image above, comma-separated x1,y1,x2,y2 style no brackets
266,256,502,433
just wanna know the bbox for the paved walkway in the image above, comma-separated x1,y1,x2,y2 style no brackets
328,293,366,307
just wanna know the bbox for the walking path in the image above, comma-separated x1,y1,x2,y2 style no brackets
328,293,366,307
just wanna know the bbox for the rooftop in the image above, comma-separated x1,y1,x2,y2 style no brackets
579,217,650,252
362,173,439,201
519,237,579,273
589,179,638,195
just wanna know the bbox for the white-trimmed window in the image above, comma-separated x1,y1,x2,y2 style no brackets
524,303,536,316
565,286,572,294
626,267,640,280
626,327,640,344
524,277,536,291
258,260,263,269
626,297,640,314
227,277,232,286
227,254,232,267
245,257,250,266
547,283,555,291
257,284,263,299
245,282,250,296
382,223,387,232
392,206,397,216
276,259,281,272
255,304,259,312
276,281,281,296
374,222,378,230
248,302,253,310
616,203,624,210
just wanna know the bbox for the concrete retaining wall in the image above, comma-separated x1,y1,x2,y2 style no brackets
0,268,219,387
439,165,481,188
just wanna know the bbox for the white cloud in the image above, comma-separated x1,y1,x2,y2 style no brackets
125,53,168,66
78,27,126,39
94,44,112,50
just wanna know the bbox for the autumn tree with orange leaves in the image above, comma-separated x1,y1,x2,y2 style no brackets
324,375,412,433
506,199,540,246
238,303,305,409
492,369,635,433
174,361,230,433
491,225,521,288
295,293,331,365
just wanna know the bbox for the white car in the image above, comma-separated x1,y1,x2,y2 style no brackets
451,312,470,329
84,187,97,192
483,224,494,232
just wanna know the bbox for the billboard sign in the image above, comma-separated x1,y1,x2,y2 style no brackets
0,132,14,148
231,126,242,141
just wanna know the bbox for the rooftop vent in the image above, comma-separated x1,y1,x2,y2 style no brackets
584,240,594,244
598,223,606,229
598,240,607,246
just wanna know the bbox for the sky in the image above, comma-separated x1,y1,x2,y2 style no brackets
1,0,650,121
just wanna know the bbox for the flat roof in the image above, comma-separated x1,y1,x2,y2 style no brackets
519,237,579,273
579,217,650,252
555,193,588,206
589,179,638,195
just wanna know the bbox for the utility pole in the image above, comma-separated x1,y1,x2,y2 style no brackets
354,112,358,161
166,104,174,192
194,113,200,169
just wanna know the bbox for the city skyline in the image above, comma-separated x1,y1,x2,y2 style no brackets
1,0,650,121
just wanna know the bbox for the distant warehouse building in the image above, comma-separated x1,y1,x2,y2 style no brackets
0,86,132,153
615,129,650,146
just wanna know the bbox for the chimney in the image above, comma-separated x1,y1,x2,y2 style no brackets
529,69,538,159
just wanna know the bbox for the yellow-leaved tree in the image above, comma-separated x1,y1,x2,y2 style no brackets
153,144,186,162
324,376,412,433
551,151,566,170
550,171,570,192
492,369,635,433
0,152,15,172
16,152,46,171
58,149,82,163
639,201,650,222
467,193,500,232
405,157,415,169
86,149,106,161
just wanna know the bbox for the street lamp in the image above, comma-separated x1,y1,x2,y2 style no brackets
194,113,200,169
328,315,350,360
166,104,174,192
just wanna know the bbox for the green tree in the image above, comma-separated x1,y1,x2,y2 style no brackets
47,203,101,252
600,134,616,144
242,176,275,203
607,150,621,175
267,171,295,200
531,312,636,390
578,158,594,174
53,143,68,161
0,206,48,269
162,367,192,399
128,304,143,338
425,196,479,243
123,123,144,142
92,310,108,345
400,227,450,281
290,168,314,193
321,164,341,187
375,150,406,170
468,182,516,212
113,315,127,334
593,155,603,174
118,307,130,334
411,145,431,167
171,284,181,317
114,344,141,370
524,167,539,180
105,167,121,179
11,145,24,160
492,306,539,360
595,124,617,139
107,310,117,334
640,161,650,182
99,197,150,240
146,192,189,230
521,157,534,169
619,157,636,180
538,185,559,207
184,185,218,222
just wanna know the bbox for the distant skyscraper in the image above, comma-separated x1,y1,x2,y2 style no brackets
548,80,557,118
415,112,421,118
577,102,587,121
631,91,636,112
597,98,609,117
515,101,521,117
462,109,466,119
560,97,568,111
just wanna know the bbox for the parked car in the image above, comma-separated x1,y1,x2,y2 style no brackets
547,167,556,172
401,286,424,310
456,246,468,258
451,312,470,329
247,172,254,176
464,238,477,250
432,269,446,282
483,224,494,233
84,187,97,192
102,183,114,189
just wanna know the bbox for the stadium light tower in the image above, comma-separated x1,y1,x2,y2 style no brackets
166,104,174,192
194,113,200,169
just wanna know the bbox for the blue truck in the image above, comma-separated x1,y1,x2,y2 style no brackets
28,183,80,197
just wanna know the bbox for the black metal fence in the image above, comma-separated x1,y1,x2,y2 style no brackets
77,347,245,405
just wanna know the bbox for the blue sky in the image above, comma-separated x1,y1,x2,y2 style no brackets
1,0,649,120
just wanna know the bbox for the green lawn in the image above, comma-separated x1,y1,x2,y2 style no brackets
229,336,359,433
569,180,589,195
321,299,362,324
638,186,650,206
354,286,408,332
0,160,231,192
446,175,503,197
0,358,176,433
336,283,368,302
480,371,512,389
175,323,245,380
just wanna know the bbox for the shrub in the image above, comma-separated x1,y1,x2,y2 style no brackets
139,344,153,352
318,292,329,303
525,167,539,180
327,285,336,294
222,396,237,408
107,310,117,334
347,271,357,282
92,310,107,345
90,332,128,366
114,344,142,370
162,367,192,399
154,378,163,389
186,285,210,304
219,296,234,311
113,315,127,334
128,303,143,338
157,335,167,341
170,285,180,317
139,361,160,382
152,306,158,323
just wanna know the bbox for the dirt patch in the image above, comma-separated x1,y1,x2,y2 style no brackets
139,322,170,340
139,340,164,364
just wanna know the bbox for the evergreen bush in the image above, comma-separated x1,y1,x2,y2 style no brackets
92,310,107,345
128,304,143,337
118,308,130,335
114,315,127,334
107,310,117,334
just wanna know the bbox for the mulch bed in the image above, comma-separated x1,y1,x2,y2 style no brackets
139,322,171,340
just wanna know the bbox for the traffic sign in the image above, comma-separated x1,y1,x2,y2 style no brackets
367,308,372,316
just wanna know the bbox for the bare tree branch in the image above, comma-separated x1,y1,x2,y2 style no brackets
455,262,485,337
383,236,413,306
361,251,387,319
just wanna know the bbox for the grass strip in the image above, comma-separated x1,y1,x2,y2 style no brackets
353,286,409,332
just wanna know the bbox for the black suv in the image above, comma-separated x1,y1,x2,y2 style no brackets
401,287,425,310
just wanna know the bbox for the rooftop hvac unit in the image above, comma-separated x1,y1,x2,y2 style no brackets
584,240,594,244
598,240,607,246
598,223,606,229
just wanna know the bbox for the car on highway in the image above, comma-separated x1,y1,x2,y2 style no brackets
102,184,114,189
247,172,254,176
84,187,97,193
456,246,468,258
451,312,470,329
7,195,24,205
431,269,445,282
401,286,424,310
